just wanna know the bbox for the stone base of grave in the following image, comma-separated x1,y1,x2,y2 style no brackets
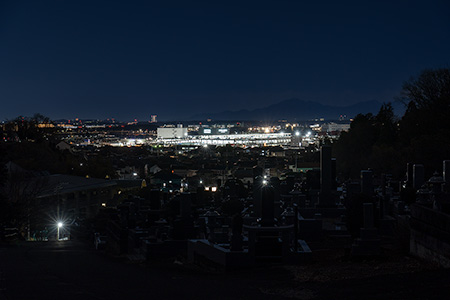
351,228,380,256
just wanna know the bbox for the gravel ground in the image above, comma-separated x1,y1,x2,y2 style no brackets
1,240,449,299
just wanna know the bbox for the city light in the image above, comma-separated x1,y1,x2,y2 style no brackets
57,222,63,241
156,132,292,147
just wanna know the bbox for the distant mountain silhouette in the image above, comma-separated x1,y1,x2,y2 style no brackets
189,98,385,121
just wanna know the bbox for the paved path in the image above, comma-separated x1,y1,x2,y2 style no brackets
0,240,291,300
2,240,450,299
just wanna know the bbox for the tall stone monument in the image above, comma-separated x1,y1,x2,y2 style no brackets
361,170,373,196
318,145,335,207
413,164,425,190
443,160,450,192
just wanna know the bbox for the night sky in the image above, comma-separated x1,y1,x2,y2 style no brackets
1,0,449,121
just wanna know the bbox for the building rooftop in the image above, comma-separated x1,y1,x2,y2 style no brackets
37,174,117,198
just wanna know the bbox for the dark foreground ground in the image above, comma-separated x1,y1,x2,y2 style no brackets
1,240,449,299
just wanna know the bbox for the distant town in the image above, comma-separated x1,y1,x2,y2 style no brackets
3,116,351,148
2,0,449,296
1,68,450,299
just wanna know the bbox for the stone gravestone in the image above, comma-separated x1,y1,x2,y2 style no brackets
318,145,335,207
406,162,414,187
443,160,450,192
361,170,373,196
413,164,425,190
230,214,243,251
261,185,275,226
351,203,380,256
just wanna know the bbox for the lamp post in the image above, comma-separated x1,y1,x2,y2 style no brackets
57,222,63,240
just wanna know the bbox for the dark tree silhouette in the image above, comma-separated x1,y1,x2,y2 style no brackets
398,68,450,112
334,68,450,179
398,68,450,174
3,114,54,143
333,112,378,178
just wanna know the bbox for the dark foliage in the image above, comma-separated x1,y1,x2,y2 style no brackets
334,68,450,179
2,114,55,143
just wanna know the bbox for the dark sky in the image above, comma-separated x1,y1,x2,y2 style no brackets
1,0,449,121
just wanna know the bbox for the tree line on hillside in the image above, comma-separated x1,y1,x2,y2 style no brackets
333,67,450,180
1,113,117,179
1,113,54,142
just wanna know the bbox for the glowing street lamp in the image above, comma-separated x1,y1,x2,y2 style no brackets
57,222,63,240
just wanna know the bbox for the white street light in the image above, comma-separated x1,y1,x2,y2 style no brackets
57,222,63,240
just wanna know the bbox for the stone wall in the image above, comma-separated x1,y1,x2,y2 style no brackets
410,204,450,268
